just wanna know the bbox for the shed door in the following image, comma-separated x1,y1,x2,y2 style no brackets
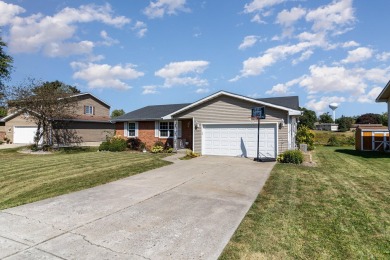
14,126,38,144
202,124,276,158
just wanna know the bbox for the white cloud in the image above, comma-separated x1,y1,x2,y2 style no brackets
0,1,25,26
306,0,355,34
231,41,314,81
357,87,383,103
99,30,119,46
376,52,390,62
244,0,284,13
132,21,148,38
251,14,266,24
238,35,260,50
341,47,373,63
276,7,306,27
266,77,304,95
306,96,346,112
292,50,313,65
195,88,210,94
155,60,209,87
144,0,190,19
6,3,130,57
342,41,359,48
71,62,144,90
142,85,158,94
299,65,367,95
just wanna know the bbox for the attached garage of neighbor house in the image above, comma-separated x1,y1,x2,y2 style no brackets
355,126,389,151
202,123,277,158
13,126,38,144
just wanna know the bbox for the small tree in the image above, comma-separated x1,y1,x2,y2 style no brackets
298,107,317,129
356,113,382,124
111,109,125,118
296,125,315,150
380,112,388,127
9,79,81,147
318,112,333,123
336,116,355,132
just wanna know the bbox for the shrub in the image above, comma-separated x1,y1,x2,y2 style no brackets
151,145,164,153
99,141,110,151
109,137,127,152
327,135,341,146
127,137,141,150
296,126,315,150
278,150,303,164
99,136,127,152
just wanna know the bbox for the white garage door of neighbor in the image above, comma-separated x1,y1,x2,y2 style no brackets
203,124,276,158
14,126,39,144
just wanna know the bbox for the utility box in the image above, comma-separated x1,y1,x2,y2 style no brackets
299,144,308,153
355,126,389,151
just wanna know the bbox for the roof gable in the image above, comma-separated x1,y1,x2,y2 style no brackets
163,91,301,119
376,80,390,102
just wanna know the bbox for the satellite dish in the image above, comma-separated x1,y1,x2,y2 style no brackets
329,103,339,122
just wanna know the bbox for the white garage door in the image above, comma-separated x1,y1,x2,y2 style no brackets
14,126,38,144
203,124,276,158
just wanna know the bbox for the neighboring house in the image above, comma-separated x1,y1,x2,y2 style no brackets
112,91,301,159
376,80,390,130
0,93,114,144
315,123,339,131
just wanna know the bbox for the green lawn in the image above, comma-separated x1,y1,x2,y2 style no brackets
220,146,390,259
0,148,171,210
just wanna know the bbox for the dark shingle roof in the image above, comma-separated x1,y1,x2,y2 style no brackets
112,103,191,121
257,96,299,110
112,95,300,122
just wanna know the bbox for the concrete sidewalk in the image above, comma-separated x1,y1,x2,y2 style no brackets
0,154,274,260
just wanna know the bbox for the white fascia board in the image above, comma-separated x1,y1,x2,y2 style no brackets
376,80,390,102
163,91,301,119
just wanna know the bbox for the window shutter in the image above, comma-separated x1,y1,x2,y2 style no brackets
93,106,95,115
84,105,86,114
178,121,182,138
155,121,159,137
124,122,128,137
135,122,139,137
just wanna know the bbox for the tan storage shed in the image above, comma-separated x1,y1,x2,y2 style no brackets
355,126,389,151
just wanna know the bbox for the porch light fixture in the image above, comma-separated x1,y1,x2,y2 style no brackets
195,121,201,129
279,119,285,129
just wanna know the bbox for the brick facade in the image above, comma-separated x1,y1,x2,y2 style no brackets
116,120,193,150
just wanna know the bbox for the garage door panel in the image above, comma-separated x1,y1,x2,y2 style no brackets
14,126,39,144
203,124,276,158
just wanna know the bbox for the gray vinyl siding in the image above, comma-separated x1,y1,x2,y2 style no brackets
173,95,289,154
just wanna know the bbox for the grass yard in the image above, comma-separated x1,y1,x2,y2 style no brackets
0,148,171,210
313,130,355,145
220,146,390,259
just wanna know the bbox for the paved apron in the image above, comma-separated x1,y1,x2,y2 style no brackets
0,154,274,260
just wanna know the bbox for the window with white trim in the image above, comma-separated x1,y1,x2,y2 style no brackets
128,122,136,137
84,105,94,115
159,121,174,138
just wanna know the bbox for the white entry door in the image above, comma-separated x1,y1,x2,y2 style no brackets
202,124,277,158
13,126,39,144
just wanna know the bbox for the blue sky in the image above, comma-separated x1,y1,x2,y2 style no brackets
1,0,389,117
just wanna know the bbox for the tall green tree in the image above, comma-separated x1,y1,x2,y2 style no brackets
318,112,333,123
380,112,388,127
336,116,355,132
356,113,382,124
111,109,125,118
0,36,13,110
298,107,317,129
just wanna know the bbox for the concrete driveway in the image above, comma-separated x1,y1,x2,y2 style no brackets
0,154,274,260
